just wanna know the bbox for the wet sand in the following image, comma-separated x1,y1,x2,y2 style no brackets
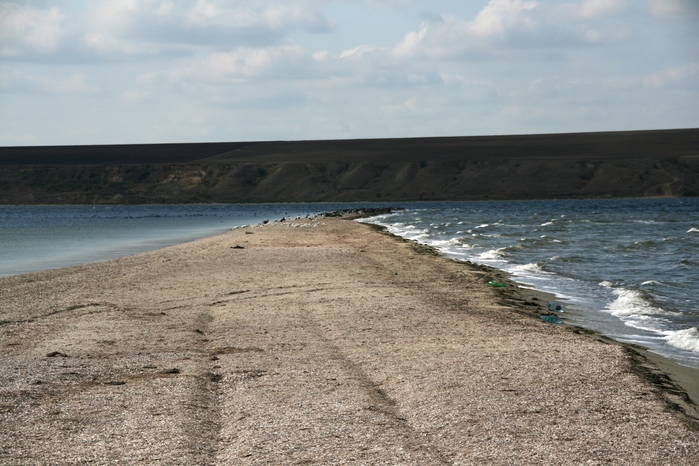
1,216,698,464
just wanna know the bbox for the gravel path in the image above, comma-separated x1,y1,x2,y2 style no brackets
1,217,697,465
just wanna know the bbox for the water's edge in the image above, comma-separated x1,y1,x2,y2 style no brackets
360,220,699,421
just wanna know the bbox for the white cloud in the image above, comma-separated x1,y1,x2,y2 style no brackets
648,0,699,19
312,50,329,62
391,24,426,59
1,1,698,145
203,44,311,79
0,3,64,56
83,0,334,56
390,0,630,61
644,62,699,88
0,1,334,60
339,44,382,59
467,0,538,38
575,0,626,19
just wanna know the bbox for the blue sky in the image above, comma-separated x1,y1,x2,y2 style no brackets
1,0,698,146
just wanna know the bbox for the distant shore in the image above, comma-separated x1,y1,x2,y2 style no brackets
1,216,698,463
1,128,698,204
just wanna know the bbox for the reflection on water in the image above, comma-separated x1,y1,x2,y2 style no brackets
0,203,390,277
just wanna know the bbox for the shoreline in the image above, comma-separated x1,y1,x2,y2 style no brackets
363,220,699,420
474,261,699,421
1,216,698,463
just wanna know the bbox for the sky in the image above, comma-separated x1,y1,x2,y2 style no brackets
1,0,698,146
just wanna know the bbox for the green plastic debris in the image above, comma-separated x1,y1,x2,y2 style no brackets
539,315,562,324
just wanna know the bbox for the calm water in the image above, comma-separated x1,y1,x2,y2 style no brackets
0,203,389,277
361,199,699,369
2,200,698,369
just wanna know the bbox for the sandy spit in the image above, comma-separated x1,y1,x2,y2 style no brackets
1,217,697,465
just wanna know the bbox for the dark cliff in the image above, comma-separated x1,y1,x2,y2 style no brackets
1,129,698,204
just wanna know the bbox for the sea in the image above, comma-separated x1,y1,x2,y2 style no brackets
0,203,388,277
359,198,699,369
1,199,698,369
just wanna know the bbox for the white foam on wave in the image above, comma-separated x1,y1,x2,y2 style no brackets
477,248,509,261
429,237,463,247
664,328,699,353
603,288,674,318
511,262,549,275
622,315,674,333
541,221,555,226
688,227,699,233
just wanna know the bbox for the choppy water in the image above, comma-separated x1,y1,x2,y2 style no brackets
361,199,699,369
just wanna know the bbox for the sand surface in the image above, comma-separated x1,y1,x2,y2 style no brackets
1,217,698,465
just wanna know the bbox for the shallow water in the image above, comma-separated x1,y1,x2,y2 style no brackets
0,203,389,277
361,199,699,369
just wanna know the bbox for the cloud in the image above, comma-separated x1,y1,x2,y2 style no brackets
467,0,538,38
84,0,334,54
0,3,64,57
197,44,313,80
648,0,699,19
339,44,383,59
644,62,699,88
2,1,335,61
574,0,626,19
389,0,631,61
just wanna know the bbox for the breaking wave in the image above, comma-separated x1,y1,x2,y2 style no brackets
664,328,699,353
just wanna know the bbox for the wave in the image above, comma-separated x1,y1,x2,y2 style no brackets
477,248,510,261
429,237,470,248
613,240,657,251
511,262,549,275
359,202,699,367
468,232,503,238
502,236,560,252
603,287,676,318
664,327,699,353
551,255,584,263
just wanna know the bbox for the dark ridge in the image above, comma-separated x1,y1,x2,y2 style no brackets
0,129,697,204
0,141,255,165
193,128,699,164
1,128,698,166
